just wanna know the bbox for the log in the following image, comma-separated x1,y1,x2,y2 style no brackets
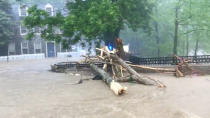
110,54,156,85
111,54,166,87
90,64,127,95
128,64,175,73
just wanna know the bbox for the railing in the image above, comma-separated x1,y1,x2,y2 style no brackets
129,55,210,65
0,54,45,62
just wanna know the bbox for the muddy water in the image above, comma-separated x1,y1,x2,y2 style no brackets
0,58,209,118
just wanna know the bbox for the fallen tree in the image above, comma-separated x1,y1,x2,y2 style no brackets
51,44,167,96
90,64,127,95
110,54,156,85
95,48,166,88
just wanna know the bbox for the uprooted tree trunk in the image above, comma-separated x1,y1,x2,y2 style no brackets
110,54,158,85
90,64,127,95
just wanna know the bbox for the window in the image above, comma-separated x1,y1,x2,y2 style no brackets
35,49,41,53
19,5,28,16
46,7,52,15
8,42,15,55
22,42,28,48
22,49,28,54
20,25,27,35
21,41,28,54
34,41,42,53
45,3,54,16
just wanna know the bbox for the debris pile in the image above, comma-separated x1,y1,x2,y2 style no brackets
51,41,197,95
92,47,166,87
52,45,168,95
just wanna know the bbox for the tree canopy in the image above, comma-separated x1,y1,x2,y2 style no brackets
121,0,210,57
21,0,210,57
0,0,14,46
23,0,153,48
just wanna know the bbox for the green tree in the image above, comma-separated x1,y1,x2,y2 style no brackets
179,0,210,56
0,0,14,46
23,0,153,48
121,0,210,57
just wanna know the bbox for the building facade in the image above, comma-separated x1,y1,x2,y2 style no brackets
8,3,66,57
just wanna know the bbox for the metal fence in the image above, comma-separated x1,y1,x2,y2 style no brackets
129,55,210,65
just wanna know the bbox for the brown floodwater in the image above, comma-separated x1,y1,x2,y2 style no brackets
0,58,209,118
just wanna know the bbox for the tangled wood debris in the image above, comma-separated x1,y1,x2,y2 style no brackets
51,45,202,95
174,55,193,77
81,47,166,95
51,43,203,95
51,45,168,95
93,48,163,86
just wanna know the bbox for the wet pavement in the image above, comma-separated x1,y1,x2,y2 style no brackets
0,58,209,118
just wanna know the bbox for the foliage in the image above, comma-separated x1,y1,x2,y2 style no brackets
0,0,14,46
121,0,210,57
19,0,210,56
23,0,153,48
178,0,210,55
24,5,64,43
